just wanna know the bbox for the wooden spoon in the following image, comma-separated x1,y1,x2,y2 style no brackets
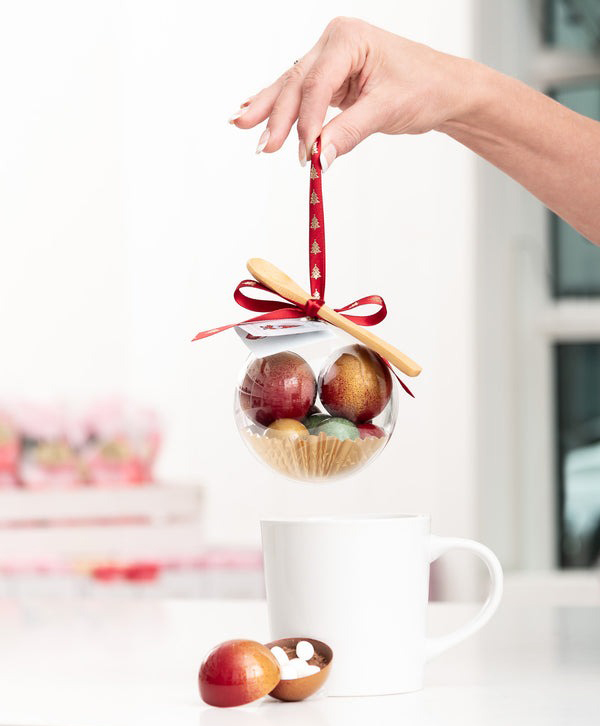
247,258,422,377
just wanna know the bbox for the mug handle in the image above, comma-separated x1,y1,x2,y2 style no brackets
425,535,503,661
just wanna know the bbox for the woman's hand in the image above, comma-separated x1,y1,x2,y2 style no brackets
229,16,600,242
229,17,481,171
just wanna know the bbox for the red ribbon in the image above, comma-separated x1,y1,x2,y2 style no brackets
308,137,326,301
192,138,413,397
192,279,388,340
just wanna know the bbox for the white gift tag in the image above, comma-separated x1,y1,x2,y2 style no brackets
235,318,335,357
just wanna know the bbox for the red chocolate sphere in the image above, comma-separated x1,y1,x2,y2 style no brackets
199,639,280,708
357,422,386,439
239,352,317,427
318,344,392,424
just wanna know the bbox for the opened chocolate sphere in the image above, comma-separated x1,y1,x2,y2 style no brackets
235,341,398,482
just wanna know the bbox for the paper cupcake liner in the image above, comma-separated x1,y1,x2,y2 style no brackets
243,430,386,482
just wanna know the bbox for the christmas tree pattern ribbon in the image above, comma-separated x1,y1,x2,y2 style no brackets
192,137,413,397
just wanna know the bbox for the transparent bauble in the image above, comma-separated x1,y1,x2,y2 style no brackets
234,337,398,483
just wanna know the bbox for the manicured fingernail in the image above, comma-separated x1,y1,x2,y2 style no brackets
320,144,337,173
298,141,307,167
241,98,252,108
256,128,270,154
228,107,248,124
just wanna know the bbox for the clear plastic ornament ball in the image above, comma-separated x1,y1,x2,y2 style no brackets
233,334,398,483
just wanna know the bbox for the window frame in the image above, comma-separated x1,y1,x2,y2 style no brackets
474,0,600,571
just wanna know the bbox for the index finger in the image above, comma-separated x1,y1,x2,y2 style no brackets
297,46,353,159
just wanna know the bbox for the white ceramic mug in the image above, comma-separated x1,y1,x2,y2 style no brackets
261,514,503,697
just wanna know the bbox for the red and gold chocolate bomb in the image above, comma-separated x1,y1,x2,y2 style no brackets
318,344,392,424
239,351,317,426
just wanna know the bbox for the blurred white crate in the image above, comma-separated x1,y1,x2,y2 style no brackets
0,483,202,524
0,522,207,564
0,484,204,565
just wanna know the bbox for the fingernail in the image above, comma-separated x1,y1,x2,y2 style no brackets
298,141,307,167
320,144,337,173
256,128,270,154
228,107,248,124
241,98,253,108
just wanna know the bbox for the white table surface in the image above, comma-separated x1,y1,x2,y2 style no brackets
0,585,598,726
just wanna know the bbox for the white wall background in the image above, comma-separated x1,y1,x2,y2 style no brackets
0,0,481,596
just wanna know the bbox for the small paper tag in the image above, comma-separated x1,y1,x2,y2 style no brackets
235,318,335,357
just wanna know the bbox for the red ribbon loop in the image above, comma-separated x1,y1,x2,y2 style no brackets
233,279,289,313
336,295,388,326
192,136,413,397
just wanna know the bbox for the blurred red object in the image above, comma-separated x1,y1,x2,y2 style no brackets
17,403,85,489
90,561,160,583
91,565,121,582
82,400,161,486
0,413,19,488
0,398,161,489
84,439,156,486
123,562,160,582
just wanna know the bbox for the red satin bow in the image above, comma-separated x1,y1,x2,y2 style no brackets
192,138,413,397
192,279,388,341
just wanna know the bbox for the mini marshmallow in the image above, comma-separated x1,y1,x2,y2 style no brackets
270,646,289,666
289,657,312,677
279,664,297,680
295,640,315,661
305,664,320,676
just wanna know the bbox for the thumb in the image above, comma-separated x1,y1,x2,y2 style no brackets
319,98,379,172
